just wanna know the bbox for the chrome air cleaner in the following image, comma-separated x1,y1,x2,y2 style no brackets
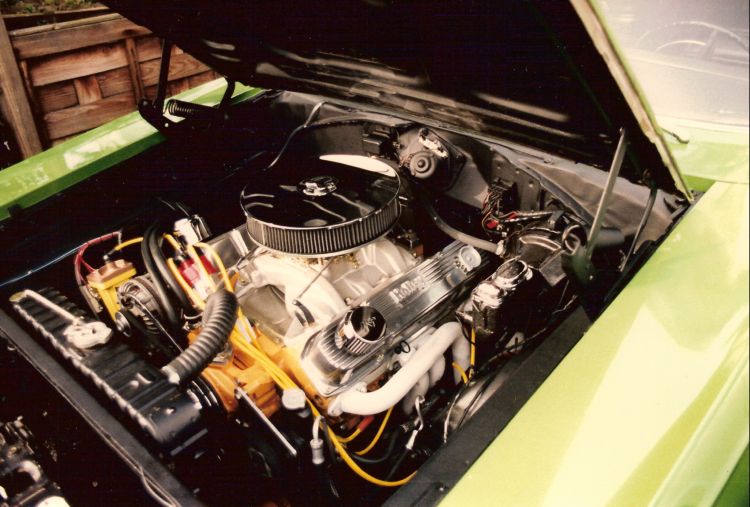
241,156,400,256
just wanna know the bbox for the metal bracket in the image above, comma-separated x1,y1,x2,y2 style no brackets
138,40,175,132
236,388,298,457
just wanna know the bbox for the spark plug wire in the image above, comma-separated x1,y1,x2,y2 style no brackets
168,240,418,487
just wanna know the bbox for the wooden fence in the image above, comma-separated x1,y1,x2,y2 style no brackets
0,13,219,157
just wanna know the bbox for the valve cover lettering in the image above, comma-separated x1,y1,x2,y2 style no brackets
388,275,428,305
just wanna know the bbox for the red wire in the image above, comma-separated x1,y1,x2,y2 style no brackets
74,232,120,281
80,256,95,273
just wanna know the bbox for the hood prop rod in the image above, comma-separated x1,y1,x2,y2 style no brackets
563,128,628,286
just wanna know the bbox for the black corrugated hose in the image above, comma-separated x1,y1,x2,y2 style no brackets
161,288,237,385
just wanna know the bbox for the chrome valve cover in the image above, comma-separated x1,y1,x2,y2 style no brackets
299,241,491,396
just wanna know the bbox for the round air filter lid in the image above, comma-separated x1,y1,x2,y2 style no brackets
241,155,400,256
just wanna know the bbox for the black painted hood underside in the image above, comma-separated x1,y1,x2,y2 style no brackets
105,0,685,195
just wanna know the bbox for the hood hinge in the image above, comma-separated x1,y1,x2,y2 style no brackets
137,40,235,133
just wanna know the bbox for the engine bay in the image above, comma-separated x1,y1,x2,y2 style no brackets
0,91,686,505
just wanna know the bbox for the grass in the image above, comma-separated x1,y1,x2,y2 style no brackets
1,0,99,14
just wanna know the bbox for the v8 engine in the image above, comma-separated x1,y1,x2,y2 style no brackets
4,112,667,506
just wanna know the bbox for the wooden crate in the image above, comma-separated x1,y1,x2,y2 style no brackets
8,13,219,147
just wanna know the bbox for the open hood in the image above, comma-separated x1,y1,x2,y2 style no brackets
105,0,690,197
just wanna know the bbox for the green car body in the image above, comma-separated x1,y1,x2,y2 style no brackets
444,147,749,507
445,2,750,504
0,2,746,506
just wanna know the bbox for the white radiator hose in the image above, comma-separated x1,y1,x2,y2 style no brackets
329,322,463,416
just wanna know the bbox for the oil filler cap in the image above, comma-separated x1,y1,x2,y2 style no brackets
335,306,386,356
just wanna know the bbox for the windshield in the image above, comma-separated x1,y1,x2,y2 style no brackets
599,0,749,126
